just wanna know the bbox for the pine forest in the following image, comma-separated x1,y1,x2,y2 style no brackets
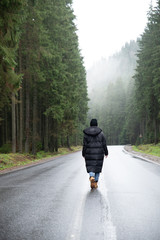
0,0,88,154
1,0,160,155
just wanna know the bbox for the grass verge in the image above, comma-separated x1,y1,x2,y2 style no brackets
133,144,160,157
0,146,82,171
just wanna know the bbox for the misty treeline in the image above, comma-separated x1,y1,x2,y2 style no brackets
0,0,88,154
88,1,160,145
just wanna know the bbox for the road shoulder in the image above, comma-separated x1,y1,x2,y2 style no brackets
0,150,81,175
123,145,160,166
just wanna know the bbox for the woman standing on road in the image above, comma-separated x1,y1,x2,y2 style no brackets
82,119,108,189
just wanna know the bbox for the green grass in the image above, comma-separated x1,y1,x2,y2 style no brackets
0,146,82,171
133,143,160,157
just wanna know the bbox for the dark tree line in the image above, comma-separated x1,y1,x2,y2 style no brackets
0,0,88,153
133,1,160,144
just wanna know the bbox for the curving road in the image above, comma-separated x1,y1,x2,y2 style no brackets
0,146,160,240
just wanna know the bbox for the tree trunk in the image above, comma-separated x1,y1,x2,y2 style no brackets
25,77,30,153
75,134,78,146
0,125,2,146
55,137,58,152
44,115,49,152
49,119,54,152
12,92,16,153
1,110,5,145
67,135,71,150
4,107,7,144
19,41,23,153
16,100,19,150
19,88,23,153
154,118,158,144
32,86,37,155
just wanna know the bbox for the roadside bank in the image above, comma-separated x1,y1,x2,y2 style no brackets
124,145,160,165
0,146,82,174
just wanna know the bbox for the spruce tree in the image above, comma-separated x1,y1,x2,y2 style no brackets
0,0,25,151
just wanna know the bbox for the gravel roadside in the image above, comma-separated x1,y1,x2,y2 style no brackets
0,150,81,175
0,155,62,175
124,145,160,165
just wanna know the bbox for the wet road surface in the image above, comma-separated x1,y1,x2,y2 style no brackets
0,146,160,240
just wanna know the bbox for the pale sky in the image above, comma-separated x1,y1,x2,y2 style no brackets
73,0,157,69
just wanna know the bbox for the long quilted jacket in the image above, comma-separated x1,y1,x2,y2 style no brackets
82,126,108,173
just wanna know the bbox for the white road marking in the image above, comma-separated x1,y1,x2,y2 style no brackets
99,173,117,240
66,189,87,240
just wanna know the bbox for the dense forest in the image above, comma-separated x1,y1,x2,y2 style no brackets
1,1,160,153
88,1,160,145
0,0,88,154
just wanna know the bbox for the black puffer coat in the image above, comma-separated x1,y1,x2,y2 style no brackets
82,126,108,173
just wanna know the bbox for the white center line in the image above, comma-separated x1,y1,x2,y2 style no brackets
99,173,117,240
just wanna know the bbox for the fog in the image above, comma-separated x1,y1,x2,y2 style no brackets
86,40,139,145
73,0,157,69
87,40,138,105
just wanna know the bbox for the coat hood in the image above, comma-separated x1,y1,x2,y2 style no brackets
83,126,102,136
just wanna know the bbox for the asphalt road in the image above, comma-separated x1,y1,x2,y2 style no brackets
0,146,160,240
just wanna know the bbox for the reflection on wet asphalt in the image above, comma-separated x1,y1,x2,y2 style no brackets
80,185,116,240
80,190,105,239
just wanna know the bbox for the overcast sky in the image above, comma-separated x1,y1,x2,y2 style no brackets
73,0,157,69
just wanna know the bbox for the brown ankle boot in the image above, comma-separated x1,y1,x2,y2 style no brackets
90,177,95,189
94,182,98,188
